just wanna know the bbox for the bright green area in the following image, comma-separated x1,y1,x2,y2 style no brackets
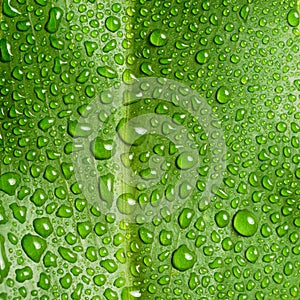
0,0,300,299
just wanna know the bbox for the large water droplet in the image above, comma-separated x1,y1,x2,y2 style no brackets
287,8,300,27
196,49,209,64
105,16,121,32
45,7,63,33
149,29,167,47
172,244,196,272
21,234,47,263
117,193,137,215
91,138,115,160
0,172,20,196
233,209,258,237
216,86,230,104
176,152,196,170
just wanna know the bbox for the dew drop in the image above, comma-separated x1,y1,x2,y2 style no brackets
21,234,47,263
2,0,21,17
105,16,121,32
287,8,300,27
15,266,33,283
45,7,63,33
91,138,115,160
196,49,209,64
149,29,167,47
176,152,196,170
216,86,230,104
233,209,258,237
215,210,230,228
97,66,118,79
0,172,20,196
245,245,259,263
0,235,11,284
172,244,196,272
117,193,137,215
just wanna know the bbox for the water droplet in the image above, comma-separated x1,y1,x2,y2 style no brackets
215,210,230,228
97,66,118,79
58,246,77,263
138,227,154,244
240,4,250,21
262,175,274,191
45,7,63,33
100,259,118,273
178,208,194,229
16,20,31,31
117,193,137,215
77,221,92,239
0,172,20,196
196,49,209,64
99,173,114,207
176,151,196,170
43,165,59,183
2,0,21,17
149,29,167,47
21,234,47,263
216,86,230,104
76,69,90,83
245,245,259,263
59,273,72,289
103,39,117,52
276,121,287,133
9,203,27,223
0,235,11,284
84,41,98,57
287,8,300,27
38,272,51,290
172,245,196,272
91,138,115,160
233,209,258,237
105,16,121,32
15,266,33,283
33,217,53,238
38,116,55,132
283,261,294,276
94,274,107,286
159,229,173,246
117,118,146,145
43,250,57,267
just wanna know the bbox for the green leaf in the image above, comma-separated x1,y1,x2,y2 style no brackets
1,0,300,299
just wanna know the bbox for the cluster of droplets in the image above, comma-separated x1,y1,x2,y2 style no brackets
122,0,300,299
0,0,138,299
1,0,300,299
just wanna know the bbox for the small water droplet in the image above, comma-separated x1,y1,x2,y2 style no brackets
215,210,230,228
91,138,115,160
15,266,33,283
